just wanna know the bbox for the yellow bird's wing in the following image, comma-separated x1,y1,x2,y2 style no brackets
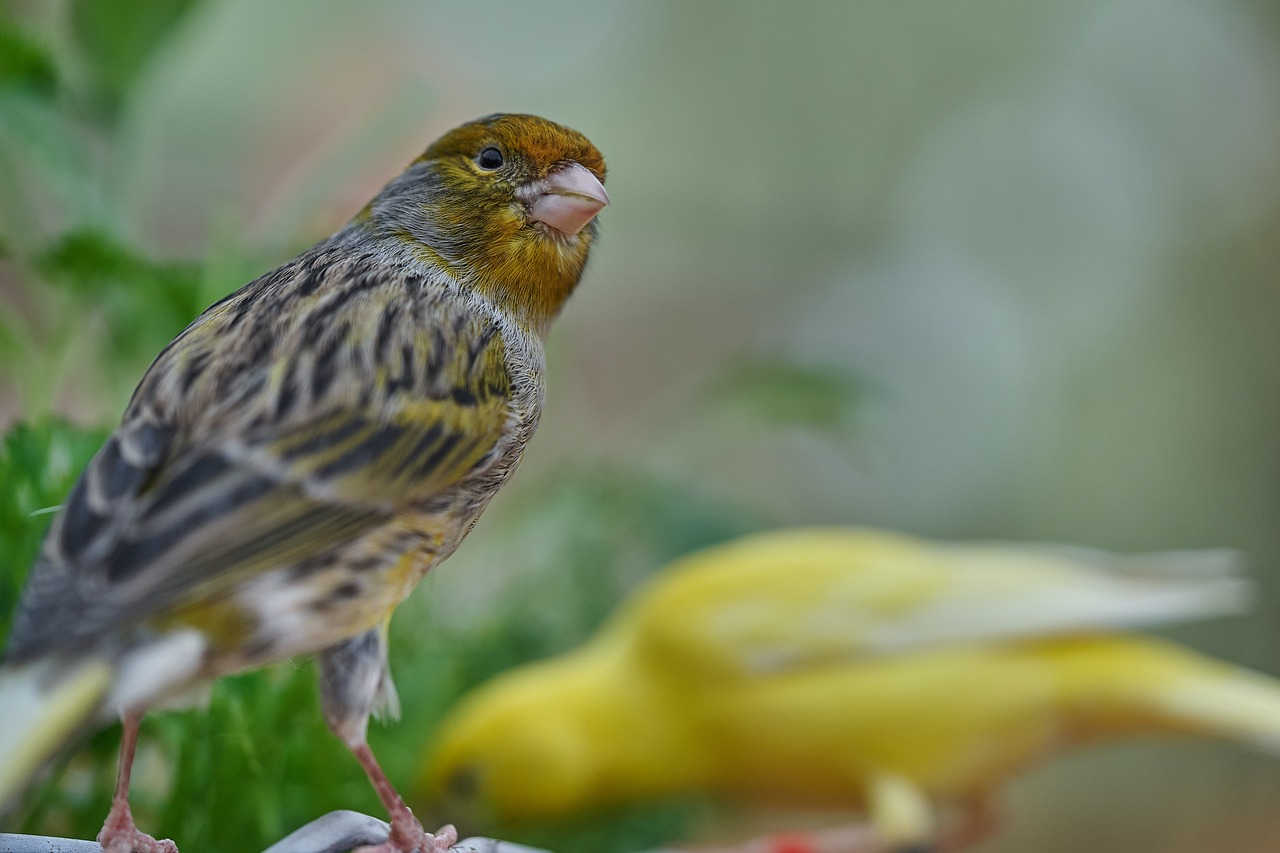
624,527,1247,681
6,262,512,664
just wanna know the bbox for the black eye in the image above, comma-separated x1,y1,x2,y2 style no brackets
476,146,504,170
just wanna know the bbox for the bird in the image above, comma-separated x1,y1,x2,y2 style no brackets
0,112,608,853
421,526,1280,851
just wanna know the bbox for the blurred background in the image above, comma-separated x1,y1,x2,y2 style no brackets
1,0,1280,851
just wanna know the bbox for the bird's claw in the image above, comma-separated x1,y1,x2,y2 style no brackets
97,800,179,853
423,825,458,853
98,829,180,853
353,822,457,853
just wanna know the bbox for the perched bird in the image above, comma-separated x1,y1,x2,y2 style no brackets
422,527,1280,851
0,113,608,853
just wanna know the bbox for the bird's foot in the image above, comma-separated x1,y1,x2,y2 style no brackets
353,810,456,853
346,739,456,852
97,801,179,853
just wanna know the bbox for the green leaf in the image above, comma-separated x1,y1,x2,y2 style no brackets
0,90,92,230
35,227,205,366
712,357,865,432
35,226,141,285
70,0,200,118
0,17,58,98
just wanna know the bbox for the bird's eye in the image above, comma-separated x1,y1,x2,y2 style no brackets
476,146,504,170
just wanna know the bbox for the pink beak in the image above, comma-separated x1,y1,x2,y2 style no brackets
527,162,610,236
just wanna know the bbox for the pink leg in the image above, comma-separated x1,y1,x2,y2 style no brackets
349,741,456,853
97,713,179,853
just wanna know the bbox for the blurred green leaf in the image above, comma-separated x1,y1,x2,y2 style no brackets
70,0,199,118
0,90,91,227
712,358,864,432
37,227,142,285
36,227,206,365
508,799,707,853
0,17,58,98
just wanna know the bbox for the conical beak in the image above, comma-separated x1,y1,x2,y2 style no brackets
527,162,609,236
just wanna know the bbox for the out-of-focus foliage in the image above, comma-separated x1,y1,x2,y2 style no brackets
34,228,206,368
0,17,56,97
0,0,256,418
1,1,1279,852
711,359,864,437
69,0,199,120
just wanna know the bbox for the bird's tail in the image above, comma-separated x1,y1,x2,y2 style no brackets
0,657,113,816
1048,636,1280,751
1154,656,1280,753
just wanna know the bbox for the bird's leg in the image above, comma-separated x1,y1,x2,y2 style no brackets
938,795,1001,852
97,712,178,853
349,740,456,853
868,773,936,853
320,629,455,852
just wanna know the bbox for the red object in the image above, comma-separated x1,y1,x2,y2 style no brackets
769,833,816,853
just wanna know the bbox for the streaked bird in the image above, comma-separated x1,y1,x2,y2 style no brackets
0,113,608,853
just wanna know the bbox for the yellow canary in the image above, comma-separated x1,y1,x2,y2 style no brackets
0,113,608,853
422,527,1280,850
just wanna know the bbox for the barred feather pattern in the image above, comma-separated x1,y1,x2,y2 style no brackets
5,229,545,689
0,114,606,843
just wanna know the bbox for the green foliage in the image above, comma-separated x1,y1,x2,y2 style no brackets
713,358,863,434
69,0,199,120
148,668,374,852
0,2,234,419
507,800,709,853
36,228,209,367
0,17,57,98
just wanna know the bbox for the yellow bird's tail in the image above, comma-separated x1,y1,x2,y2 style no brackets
1155,659,1280,754
1047,636,1280,751
0,657,113,816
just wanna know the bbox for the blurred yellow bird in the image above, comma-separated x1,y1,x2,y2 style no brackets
0,113,607,853
422,527,1280,850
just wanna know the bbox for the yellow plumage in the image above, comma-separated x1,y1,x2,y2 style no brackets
423,527,1279,848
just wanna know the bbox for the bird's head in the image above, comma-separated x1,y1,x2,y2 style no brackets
365,113,608,334
419,659,602,825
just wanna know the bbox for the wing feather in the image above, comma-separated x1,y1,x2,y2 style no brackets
627,528,1247,681
5,255,513,663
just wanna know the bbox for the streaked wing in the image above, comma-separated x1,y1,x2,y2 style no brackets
6,257,513,662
